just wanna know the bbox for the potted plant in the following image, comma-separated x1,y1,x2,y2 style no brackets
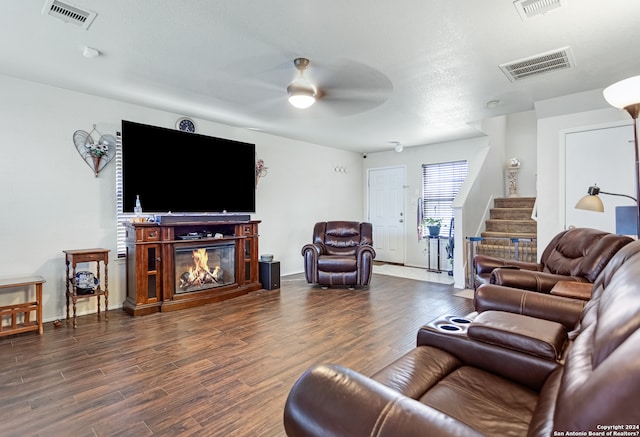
422,217,443,237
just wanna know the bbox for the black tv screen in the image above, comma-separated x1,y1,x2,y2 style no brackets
121,120,256,214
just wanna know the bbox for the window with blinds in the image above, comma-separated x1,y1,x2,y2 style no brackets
422,160,468,237
115,132,134,257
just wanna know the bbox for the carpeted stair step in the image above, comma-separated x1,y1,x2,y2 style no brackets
475,243,538,263
493,197,536,209
480,230,537,239
479,231,537,245
485,219,537,233
490,207,534,220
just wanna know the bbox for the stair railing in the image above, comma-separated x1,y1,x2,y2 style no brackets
465,236,538,288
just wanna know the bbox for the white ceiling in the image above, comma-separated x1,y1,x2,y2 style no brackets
2,0,640,153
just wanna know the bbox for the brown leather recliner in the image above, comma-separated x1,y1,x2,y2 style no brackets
302,221,376,287
473,227,633,292
284,240,640,436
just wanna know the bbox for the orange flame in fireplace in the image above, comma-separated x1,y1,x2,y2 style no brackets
192,248,210,273
179,247,223,290
187,248,212,284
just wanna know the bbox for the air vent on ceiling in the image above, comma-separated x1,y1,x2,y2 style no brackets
500,47,575,82
42,0,97,30
514,0,567,20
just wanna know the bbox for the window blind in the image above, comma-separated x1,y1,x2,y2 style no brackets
115,132,133,257
421,160,468,237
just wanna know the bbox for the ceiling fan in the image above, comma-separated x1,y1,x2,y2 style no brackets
213,55,394,119
281,56,393,115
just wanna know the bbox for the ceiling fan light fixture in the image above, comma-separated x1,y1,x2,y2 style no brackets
287,57,317,109
287,82,316,109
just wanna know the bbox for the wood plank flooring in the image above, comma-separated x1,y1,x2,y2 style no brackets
0,272,473,437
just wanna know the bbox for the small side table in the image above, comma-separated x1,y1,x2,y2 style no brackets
0,276,45,337
63,248,109,328
426,236,444,273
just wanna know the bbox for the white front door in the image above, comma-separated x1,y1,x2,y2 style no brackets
368,167,405,263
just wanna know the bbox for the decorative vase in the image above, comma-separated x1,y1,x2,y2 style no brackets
92,155,102,177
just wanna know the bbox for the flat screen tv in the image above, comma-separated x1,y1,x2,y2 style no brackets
121,120,256,214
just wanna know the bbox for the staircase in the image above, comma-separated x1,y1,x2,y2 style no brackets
475,197,538,262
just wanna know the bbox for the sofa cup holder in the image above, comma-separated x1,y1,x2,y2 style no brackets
426,314,473,335
439,324,462,332
449,317,471,324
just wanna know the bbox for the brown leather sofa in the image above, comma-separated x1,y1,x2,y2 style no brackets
302,221,376,288
473,227,633,293
284,240,640,436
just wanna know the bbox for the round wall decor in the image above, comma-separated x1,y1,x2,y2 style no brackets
176,117,196,133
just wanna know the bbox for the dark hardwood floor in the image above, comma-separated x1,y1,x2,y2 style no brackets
0,272,473,437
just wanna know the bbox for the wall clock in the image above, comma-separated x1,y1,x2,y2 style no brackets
176,117,196,133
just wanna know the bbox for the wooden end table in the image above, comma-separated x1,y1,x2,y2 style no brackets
63,248,109,328
0,275,45,337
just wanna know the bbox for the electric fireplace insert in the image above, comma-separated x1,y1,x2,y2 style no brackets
174,243,235,294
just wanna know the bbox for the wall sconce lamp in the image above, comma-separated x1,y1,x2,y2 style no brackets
575,185,637,212
601,75,640,235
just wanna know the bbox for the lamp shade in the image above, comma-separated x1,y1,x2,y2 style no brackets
287,79,316,109
575,194,605,212
288,92,315,109
603,75,640,109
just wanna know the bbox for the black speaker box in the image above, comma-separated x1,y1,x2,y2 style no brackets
259,261,280,290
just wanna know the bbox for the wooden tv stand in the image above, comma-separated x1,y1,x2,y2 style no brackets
123,218,261,316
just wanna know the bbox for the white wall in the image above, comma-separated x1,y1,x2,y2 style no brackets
0,74,363,322
505,110,537,198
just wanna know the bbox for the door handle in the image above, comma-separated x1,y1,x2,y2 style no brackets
399,219,404,223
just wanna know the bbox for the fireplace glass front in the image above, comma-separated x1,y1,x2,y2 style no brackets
174,243,235,294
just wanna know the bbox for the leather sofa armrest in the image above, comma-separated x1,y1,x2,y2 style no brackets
355,244,376,259
475,284,585,330
301,244,325,283
355,245,376,286
284,363,483,437
490,268,589,294
467,311,568,360
301,243,324,257
474,254,540,275
417,324,560,390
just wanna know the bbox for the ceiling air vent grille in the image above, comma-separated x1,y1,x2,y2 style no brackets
514,0,567,20
500,47,575,82
42,0,97,30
